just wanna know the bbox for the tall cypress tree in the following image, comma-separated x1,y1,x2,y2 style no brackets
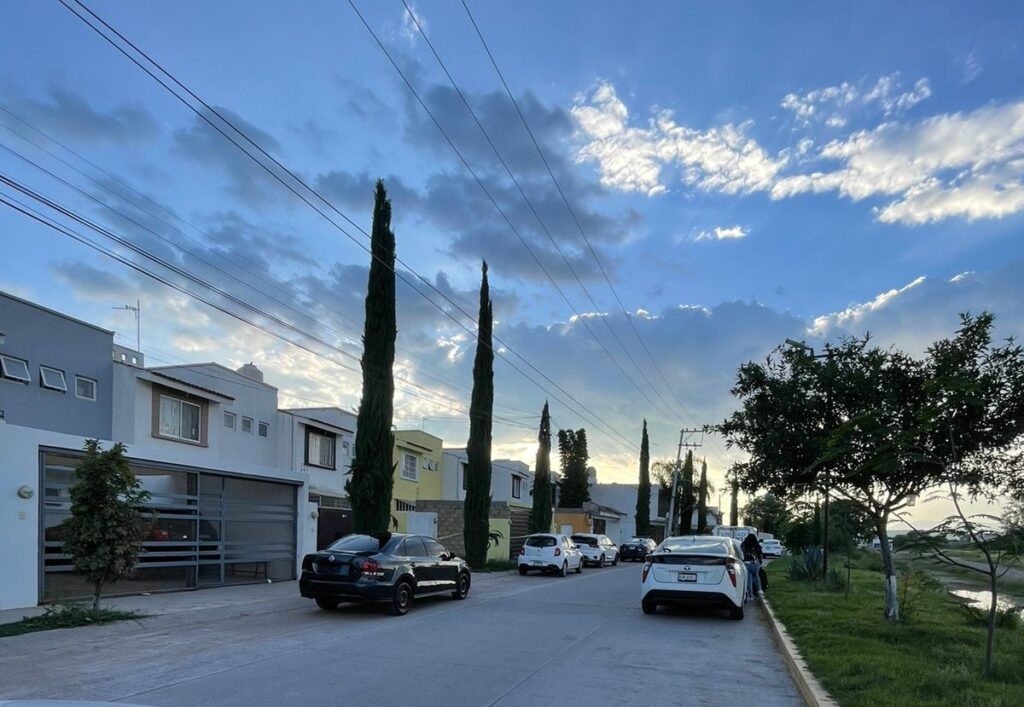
529,401,553,534
729,478,739,526
678,450,695,533
557,429,590,507
347,180,397,535
696,458,709,533
463,261,494,568
635,420,651,537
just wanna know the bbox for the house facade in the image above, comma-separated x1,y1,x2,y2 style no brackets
391,429,444,534
440,449,533,509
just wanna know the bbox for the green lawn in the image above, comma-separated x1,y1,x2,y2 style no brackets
765,561,1024,706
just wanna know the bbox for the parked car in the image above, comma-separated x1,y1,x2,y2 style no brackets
761,539,785,557
299,533,470,616
619,537,657,561
518,533,584,576
571,533,620,567
641,535,747,620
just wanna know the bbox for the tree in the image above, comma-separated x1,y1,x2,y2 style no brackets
741,493,789,535
557,428,590,507
529,402,553,534
62,440,151,610
635,420,651,537
464,261,494,569
678,451,695,533
696,458,709,533
347,180,397,535
720,312,1024,622
729,470,740,527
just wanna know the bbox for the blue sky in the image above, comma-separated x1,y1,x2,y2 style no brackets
2,1,1023,521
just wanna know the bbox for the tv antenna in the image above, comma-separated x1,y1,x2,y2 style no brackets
113,299,141,351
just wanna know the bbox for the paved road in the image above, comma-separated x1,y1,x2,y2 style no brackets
0,564,801,706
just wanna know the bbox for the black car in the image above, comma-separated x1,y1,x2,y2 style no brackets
299,533,471,616
619,537,657,561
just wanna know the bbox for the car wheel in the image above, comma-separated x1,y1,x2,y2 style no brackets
452,572,471,600
575,559,582,574
642,599,657,615
314,597,339,611
612,554,618,566
729,604,745,621
518,565,528,576
389,581,413,616
598,554,605,568
559,561,568,577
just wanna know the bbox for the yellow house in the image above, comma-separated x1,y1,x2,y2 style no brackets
391,429,444,532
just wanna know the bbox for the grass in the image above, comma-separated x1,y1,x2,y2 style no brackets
0,604,143,638
473,559,518,573
765,560,1024,706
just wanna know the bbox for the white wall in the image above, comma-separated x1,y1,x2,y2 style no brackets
283,408,356,501
441,449,533,507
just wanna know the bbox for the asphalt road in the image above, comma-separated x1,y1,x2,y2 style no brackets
0,564,802,706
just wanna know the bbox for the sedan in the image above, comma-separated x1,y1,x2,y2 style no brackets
571,533,620,567
619,537,657,561
641,535,747,620
518,533,584,576
299,533,471,616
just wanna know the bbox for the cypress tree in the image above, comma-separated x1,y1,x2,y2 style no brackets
696,458,709,533
557,429,590,507
729,478,739,526
635,420,651,537
678,450,695,533
529,401,553,534
463,261,494,568
347,180,397,535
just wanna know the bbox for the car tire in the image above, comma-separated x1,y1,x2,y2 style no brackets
452,572,471,600
612,554,618,566
314,597,339,611
575,560,582,574
389,581,413,616
642,599,657,615
598,555,605,568
729,604,745,621
518,565,528,576
559,561,568,577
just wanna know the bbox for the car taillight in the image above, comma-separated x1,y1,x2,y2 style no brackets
360,559,384,580
301,555,313,571
726,561,738,587
554,547,562,557
642,562,651,582
519,547,525,555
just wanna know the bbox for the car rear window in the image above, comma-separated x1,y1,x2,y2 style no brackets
652,554,727,565
326,533,393,553
571,535,598,546
526,536,556,547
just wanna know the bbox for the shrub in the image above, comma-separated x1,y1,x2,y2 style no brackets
788,547,824,581
826,566,848,592
898,570,932,622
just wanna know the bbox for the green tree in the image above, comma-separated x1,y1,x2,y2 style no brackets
347,180,397,535
696,458,709,532
729,467,740,526
62,440,151,610
529,401,553,534
635,420,651,537
678,450,695,533
557,429,590,507
742,493,789,535
464,261,494,569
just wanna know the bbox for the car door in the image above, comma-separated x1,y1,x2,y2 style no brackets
565,536,582,569
423,536,458,591
400,536,433,592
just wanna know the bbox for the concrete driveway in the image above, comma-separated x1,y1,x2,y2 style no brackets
0,564,801,706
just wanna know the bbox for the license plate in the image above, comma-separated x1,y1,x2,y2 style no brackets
678,572,697,582
315,563,349,576
532,561,545,566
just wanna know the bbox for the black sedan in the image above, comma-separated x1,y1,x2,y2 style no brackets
619,537,657,561
300,533,471,616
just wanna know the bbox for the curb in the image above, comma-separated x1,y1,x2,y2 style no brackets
760,596,839,707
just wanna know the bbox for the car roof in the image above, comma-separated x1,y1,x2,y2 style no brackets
658,536,733,555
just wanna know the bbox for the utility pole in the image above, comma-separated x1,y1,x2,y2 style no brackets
113,299,141,351
665,428,703,537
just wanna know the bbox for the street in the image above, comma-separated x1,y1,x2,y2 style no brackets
0,563,801,706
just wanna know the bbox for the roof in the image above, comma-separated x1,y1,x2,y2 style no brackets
285,411,353,434
148,362,278,390
584,501,628,519
141,370,235,403
1,290,114,336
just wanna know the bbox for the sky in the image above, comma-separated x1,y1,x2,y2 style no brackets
2,1,1023,527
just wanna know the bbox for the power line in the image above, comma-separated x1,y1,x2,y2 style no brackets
56,0,638,453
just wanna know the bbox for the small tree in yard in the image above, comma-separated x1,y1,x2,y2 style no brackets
635,420,651,537
63,440,151,610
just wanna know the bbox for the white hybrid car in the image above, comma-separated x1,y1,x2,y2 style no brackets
641,535,747,620
518,533,584,577
571,533,620,567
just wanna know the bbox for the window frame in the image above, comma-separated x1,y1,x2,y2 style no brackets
158,394,202,443
511,475,522,499
74,375,97,401
0,354,31,383
241,417,254,435
401,452,419,481
258,421,269,438
39,365,68,393
305,427,337,470
223,411,236,430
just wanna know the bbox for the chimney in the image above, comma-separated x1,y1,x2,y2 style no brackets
237,362,264,383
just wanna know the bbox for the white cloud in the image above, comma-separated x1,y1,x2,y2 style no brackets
399,3,427,45
781,82,858,124
960,52,983,84
695,225,749,241
808,276,927,336
863,74,932,116
782,74,929,128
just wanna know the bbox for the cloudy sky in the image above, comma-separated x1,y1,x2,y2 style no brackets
2,1,1022,525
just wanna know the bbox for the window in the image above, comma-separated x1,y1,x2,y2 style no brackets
75,376,97,401
512,476,522,499
223,411,236,430
401,536,426,557
306,428,336,469
341,440,351,456
39,366,67,392
158,395,201,442
525,535,556,548
0,354,30,383
423,538,447,558
395,499,416,512
258,421,269,438
241,417,253,434
461,462,468,490
401,452,418,481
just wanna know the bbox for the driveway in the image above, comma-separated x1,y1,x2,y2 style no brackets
0,565,802,706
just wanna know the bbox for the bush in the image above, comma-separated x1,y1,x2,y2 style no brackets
788,547,824,581
826,566,848,592
958,602,1022,630
852,551,886,573
897,570,933,622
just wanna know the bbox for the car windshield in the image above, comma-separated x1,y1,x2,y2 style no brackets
326,533,393,553
526,536,556,547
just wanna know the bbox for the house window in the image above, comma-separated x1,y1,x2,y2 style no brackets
258,421,269,438
158,395,201,442
395,499,416,512
306,428,336,470
241,417,253,434
39,366,67,392
461,462,468,491
512,476,522,499
0,354,30,383
401,453,418,481
75,376,97,401
223,411,236,430
341,440,351,456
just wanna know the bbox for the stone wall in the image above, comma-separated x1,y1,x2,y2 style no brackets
417,500,514,560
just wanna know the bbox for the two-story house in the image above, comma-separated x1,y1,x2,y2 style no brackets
390,429,444,534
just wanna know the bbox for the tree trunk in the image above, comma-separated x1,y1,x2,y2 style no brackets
985,570,997,676
877,522,899,622
92,581,102,611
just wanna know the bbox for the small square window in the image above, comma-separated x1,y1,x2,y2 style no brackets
341,440,351,456
39,366,67,392
223,411,236,430
75,376,97,401
258,421,269,438
242,417,253,434
0,354,30,383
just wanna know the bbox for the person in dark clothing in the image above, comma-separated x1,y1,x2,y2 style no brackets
741,533,763,599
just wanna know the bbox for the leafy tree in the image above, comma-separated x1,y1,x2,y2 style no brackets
720,312,1024,622
696,458,709,532
529,402,553,534
742,493,789,535
635,420,651,537
464,261,494,568
828,498,875,552
348,180,397,535
63,440,151,610
557,428,590,507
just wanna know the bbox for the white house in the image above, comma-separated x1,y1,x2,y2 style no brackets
441,449,534,510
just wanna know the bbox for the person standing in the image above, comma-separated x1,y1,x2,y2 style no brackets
741,533,763,600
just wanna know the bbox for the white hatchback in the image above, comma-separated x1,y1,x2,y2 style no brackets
571,533,619,567
641,535,747,620
518,533,584,577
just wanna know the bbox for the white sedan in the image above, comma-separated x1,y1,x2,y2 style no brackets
641,535,747,620
570,533,619,567
518,533,584,577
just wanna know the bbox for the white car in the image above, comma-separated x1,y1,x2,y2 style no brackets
518,533,584,576
762,539,785,557
571,533,619,567
641,535,747,620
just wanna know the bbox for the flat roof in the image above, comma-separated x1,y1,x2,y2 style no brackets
148,362,278,390
1,290,114,335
